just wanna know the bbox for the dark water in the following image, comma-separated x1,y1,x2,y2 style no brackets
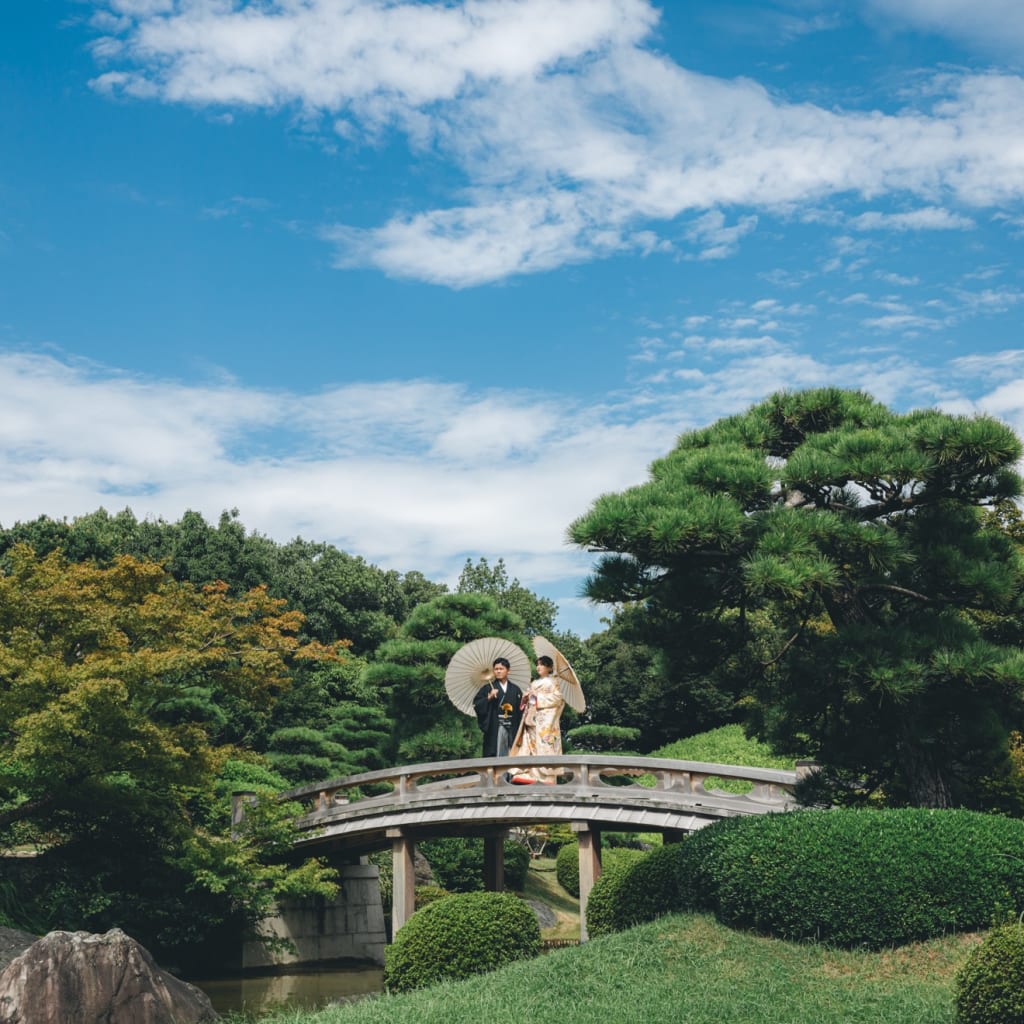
190,965,384,1016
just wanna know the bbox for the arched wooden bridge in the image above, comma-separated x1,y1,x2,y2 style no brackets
258,755,809,940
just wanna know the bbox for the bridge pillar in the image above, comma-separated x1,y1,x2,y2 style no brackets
387,828,417,937
483,834,505,892
572,823,602,942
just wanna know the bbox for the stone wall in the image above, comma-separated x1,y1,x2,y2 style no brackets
242,863,386,969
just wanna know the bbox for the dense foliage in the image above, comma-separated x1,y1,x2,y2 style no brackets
0,546,340,963
555,841,580,897
420,837,530,893
383,891,540,993
956,923,1024,1024
585,843,681,939
565,724,640,752
652,723,801,794
652,723,798,769
681,809,1024,948
456,556,558,637
361,593,532,763
571,388,1024,807
554,842,647,900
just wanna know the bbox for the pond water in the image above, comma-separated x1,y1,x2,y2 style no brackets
190,965,385,1016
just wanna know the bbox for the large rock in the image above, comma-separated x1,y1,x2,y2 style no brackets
0,930,37,974
0,928,218,1024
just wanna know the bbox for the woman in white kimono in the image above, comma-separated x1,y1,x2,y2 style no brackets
510,655,565,784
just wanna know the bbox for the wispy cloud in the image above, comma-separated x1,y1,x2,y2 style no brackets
850,207,975,231
84,0,1024,286
865,0,1024,59
5,341,1024,631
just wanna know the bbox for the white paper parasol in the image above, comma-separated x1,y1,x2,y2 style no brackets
445,637,532,716
532,635,586,712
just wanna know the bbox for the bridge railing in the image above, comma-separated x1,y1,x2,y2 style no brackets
280,754,803,817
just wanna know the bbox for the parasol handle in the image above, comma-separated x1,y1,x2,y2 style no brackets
510,715,526,757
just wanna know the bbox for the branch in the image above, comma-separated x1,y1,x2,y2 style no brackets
858,583,934,604
760,610,812,667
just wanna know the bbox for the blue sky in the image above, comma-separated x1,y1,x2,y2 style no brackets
3,0,1024,637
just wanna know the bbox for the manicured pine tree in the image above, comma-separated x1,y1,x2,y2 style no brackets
570,388,1024,807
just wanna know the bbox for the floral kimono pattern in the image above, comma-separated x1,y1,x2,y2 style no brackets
514,676,565,782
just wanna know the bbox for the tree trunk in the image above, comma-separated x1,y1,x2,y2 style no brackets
897,731,953,808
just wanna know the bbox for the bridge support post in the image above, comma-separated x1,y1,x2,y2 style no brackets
387,828,416,937
572,822,602,942
483,833,505,892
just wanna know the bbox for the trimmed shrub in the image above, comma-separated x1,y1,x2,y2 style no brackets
565,724,640,752
414,885,450,910
586,846,673,938
956,923,1024,1024
556,842,580,897
678,809,1024,949
384,891,540,992
555,842,650,901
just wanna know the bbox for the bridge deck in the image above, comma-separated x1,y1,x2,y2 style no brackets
281,754,802,853
259,755,805,941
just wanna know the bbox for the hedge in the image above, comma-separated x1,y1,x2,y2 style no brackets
578,809,1024,950
384,891,540,992
555,843,648,899
586,843,684,939
688,809,1024,948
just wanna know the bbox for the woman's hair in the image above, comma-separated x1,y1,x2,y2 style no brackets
537,655,554,669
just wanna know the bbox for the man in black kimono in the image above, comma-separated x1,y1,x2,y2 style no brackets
473,657,523,757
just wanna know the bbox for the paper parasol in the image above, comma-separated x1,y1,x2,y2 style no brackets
444,637,532,716
532,635,586,712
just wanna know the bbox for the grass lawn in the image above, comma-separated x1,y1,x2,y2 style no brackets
521,855,579,942
248,912,977,1024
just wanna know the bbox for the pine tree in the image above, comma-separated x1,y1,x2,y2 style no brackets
570,388,1024,807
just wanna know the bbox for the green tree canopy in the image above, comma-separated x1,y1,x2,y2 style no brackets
362,592,532,763
456,557,558,636
0,545,339,959
570,388,1024,807
0,508,448,655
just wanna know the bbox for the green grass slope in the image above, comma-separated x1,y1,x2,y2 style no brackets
251,912,973,1024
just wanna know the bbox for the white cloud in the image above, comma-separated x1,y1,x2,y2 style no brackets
850,207,975,231
6,341,1024,631
85,0,1024,286
862,313,945,332
0,353,675,612
865,0,1024,58
684,210,759,260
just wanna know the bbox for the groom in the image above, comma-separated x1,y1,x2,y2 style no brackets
473,657,523,757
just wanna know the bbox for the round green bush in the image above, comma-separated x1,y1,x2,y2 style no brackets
556,842,580,897
956,924,1024,1024
586,846,669,938
414,885,450,909
556,842,652,903
383,891,540,992
678,809,1024,949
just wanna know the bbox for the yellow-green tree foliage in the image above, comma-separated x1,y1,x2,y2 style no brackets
0,545,341,959
0,545,340,829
